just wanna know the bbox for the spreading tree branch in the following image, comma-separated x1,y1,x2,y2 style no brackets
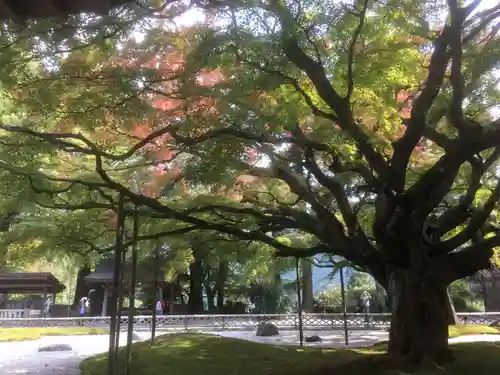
346,0,369,99
390,23,452,192
271,3,389,183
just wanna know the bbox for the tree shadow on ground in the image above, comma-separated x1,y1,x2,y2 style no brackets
312,342,500,375
312,353,421,375
80,334,500,375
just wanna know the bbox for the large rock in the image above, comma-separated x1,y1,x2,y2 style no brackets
489,320,500,328
38,344,72,352
256,322,279,337
305,335,322,343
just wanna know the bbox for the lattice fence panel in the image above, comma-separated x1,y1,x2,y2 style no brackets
1,312,498,329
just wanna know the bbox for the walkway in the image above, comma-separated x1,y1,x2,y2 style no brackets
0,335,131,375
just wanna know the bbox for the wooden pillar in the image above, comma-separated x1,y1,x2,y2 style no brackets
43,287,47,317
170,286,174,314
102,285,109,317
3,293,9,309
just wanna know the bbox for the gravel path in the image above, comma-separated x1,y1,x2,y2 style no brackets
0,335,131,375
206,329,391,348
2,331,500,375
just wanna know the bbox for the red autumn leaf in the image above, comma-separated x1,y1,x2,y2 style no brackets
141,182,156,198
144,56,158,69
396,90,409,103
155,148,176,161
247,148,256,162
399,98,413,119
400,108,411,118
153,98,184,111
235,174,261,186
197,68,225,87
158,52,184,72
141,166,183,198
132,123,153,139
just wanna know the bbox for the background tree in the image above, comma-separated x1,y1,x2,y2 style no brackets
448,278,484,312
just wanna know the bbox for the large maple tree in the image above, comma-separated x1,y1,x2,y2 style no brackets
1,0,500,363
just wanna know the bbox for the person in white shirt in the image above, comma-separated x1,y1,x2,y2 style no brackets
156,299,163,316
43,297,53,317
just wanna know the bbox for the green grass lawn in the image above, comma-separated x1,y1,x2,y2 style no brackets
0,327,108,342
80,332,500,375
449,325,500,338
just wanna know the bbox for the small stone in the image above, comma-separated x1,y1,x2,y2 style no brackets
489,320,500,328
305,335,322,343
38,344,72,352
256,322,279,337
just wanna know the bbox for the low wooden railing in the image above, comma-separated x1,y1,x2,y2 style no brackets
0,309,25,319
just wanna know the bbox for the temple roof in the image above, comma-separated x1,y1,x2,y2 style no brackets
0,272,65,294
85,260,168,285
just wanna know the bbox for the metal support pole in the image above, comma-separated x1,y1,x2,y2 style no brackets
114,248,126,360
43,286,47,318
295,257,303,348
151,243,160,343
339,266,349,346
126,205,139,375
102,287,109,317
108,193,125,375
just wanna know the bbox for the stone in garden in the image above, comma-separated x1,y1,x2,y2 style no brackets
256,322,279,337
305,335,322,343
38,344,72,352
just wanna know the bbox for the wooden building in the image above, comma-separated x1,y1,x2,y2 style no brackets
84,259,176,316
0,272,65,316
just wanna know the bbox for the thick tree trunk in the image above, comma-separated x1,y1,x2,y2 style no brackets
388,270,451,363
301,259,314,313
206,288,216,312
446,288,458,325
188,257,204,314
216,262,227,312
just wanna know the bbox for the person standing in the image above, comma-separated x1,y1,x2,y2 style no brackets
79,297,89,317
156,299,163,316
43,297,53,318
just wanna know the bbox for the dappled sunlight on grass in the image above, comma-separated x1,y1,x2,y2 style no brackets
0,327,107,342
448,325,500,338
80,333,361,375
80,333,500,375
